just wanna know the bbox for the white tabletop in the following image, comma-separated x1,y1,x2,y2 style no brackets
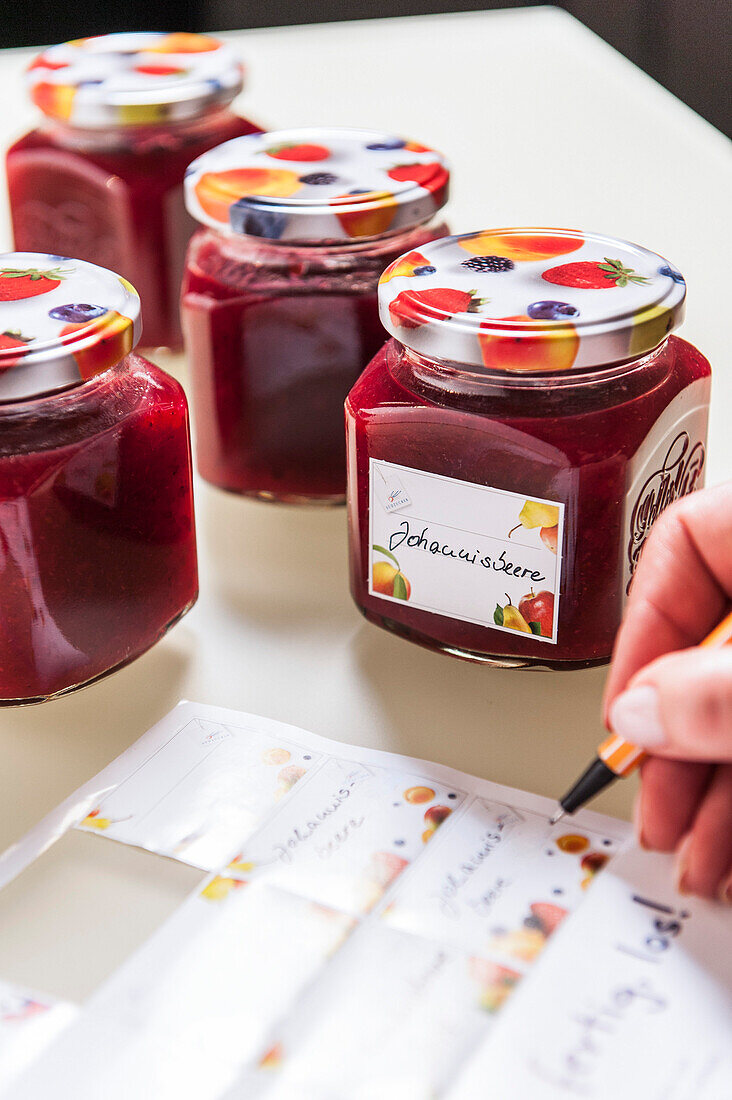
0,7,730,1003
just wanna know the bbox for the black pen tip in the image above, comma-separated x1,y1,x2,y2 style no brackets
556,757,618,817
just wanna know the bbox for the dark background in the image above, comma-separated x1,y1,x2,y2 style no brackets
3,1,730,137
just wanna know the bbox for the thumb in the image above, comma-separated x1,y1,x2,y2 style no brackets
608,647,732,761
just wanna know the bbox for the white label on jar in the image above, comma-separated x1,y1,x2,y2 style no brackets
622,376,710,599
368,459,564,644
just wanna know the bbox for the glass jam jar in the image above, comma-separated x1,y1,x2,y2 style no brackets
346,229,711,669
6,32,260,350
181,127,450,503
0,252,198,704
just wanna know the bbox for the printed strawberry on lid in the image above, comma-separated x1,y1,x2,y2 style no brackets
27,33,244,128
184,127,450,242
0,253,141,402
378,228,687,371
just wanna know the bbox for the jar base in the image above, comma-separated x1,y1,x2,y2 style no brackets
0,595,197,707
360,609,610,671
217,485,346,507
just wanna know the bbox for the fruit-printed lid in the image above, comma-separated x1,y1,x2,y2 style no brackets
27,33,244,128
184,127,449,241
0,253,141,402
378,228,687,372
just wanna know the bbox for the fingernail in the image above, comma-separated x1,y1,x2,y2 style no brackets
609,685,666,748
675,833,692,895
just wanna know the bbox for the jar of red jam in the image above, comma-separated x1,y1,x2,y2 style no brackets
346,229,710,669
181,128,450,503
6,33,260,350
0,252,198,704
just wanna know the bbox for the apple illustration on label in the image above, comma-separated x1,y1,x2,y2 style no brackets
519,589,555,637
421,804,452,842
540,525,558,553
424,805,452,827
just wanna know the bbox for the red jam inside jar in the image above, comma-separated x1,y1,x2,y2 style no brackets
181,128,450,503
6,32,260,350
0,253,198,704
345,229,711,668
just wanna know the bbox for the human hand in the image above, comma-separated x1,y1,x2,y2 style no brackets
603,481,732,901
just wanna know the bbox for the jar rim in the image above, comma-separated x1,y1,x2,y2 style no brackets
200,213,440,252
399,337,671,390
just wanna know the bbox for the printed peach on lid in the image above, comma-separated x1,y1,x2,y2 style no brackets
378,228,687,371
184,127,450,241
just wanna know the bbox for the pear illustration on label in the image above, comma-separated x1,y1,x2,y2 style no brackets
508,499,559,554
227,854,255,874
81,809,112,830
372,544,411,600
495,590,555,637
200,876,244,902
494,594,532,634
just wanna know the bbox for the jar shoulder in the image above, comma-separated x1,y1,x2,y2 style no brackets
346,335,711,467
7,113,257,186
348,335,709,414
667,335,711,383
0,353,186,456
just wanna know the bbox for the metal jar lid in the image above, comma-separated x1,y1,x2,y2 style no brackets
28,32,244,128
0,253,141,401
378,228,686,371
184,127,450,242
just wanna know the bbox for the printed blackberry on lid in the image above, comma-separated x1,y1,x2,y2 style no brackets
0,253,141,402
378,228,687,371
27,33,244,128
184,127,450,242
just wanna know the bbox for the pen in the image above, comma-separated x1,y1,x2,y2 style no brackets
550,608,732,824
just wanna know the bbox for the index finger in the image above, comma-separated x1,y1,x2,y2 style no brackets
603,481,732,723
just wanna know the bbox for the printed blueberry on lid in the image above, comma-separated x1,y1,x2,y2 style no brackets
0,253,141,402
184,127,450,241
378,229,687,371
27,33,244,128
